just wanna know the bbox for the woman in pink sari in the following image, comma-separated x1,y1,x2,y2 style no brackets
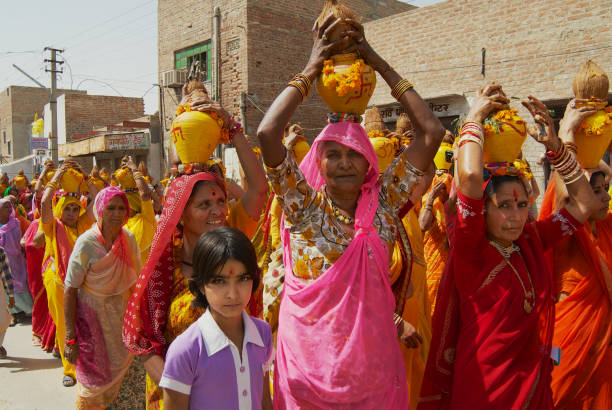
63,186,140,409
257,16,445,408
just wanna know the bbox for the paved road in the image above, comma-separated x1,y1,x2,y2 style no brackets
0,322,76,410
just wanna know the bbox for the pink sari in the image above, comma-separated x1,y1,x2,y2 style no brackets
273,122,409,409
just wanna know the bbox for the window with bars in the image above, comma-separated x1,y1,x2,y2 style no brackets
174,41,212,81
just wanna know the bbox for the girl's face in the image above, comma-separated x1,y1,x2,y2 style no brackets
485,180,530,246
203,258,253,320
589,173,611,221
181,183,228,239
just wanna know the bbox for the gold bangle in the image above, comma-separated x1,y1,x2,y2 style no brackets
391,79,414,100
45,182,58,191
293,73,312,90
288,80,308,101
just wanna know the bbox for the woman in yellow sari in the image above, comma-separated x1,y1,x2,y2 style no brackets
123,79,268,409
40,160,96,387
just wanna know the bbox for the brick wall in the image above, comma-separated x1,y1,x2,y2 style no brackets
0,86,86,162
158,0,413,161
63,94,144,141
364,0,611,208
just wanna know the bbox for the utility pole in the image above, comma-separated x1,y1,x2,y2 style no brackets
44,47,64,163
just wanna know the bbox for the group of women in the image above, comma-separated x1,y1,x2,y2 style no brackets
0,8,611,410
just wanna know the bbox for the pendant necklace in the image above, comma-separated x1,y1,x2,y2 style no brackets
490,240,535,314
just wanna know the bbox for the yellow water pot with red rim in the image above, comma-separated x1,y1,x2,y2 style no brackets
171,111,223,164
316,53,376,115
574,109,612,169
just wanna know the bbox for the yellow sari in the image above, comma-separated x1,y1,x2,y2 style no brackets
124,199,157,265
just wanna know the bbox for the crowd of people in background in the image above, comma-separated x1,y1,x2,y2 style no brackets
2,2,612,409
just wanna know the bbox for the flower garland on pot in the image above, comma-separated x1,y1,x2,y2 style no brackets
321,58,364,97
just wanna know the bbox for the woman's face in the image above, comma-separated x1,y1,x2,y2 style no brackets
589,173,611,221
485,180,530,246
319,141,369,195
0,202,11,223
61,203,81,228
181,182,228,239
203,258,253,321
101,196,128,230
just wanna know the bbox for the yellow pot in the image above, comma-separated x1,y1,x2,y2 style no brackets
14,176,27,190
574,109,612,169
434,142,454,171
42,169,56,185
60,168,84,193
171,111,223,164
482,109,527,163
113,167,137,189
370,136,395,174
316,53,376,115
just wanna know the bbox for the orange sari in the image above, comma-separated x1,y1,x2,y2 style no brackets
422,173,452,314
550,213,612,409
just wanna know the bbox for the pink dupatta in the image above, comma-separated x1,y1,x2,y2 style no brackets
273,122,409,409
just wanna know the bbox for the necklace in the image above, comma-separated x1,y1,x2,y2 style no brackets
489,241,535,314
325,191,355,225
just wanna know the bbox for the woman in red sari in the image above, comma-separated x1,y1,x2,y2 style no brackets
420,86,599,410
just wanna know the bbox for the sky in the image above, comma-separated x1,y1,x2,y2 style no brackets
0,0,443,116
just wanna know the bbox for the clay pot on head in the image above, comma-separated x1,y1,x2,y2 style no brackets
316,53,377,115
171,110,223,164
481,109,527,164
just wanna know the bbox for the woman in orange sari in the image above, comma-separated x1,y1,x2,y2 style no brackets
419,171,453,314
539,145,612,406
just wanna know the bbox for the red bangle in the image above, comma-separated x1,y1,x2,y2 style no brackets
65,338,77,346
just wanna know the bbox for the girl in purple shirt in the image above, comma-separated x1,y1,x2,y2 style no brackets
160,227,273,410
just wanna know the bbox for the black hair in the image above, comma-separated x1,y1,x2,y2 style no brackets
589,170,606,188
484,174,528,200
188,226,261,308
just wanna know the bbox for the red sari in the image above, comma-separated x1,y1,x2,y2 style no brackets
23,220,55,351
420,191,580,410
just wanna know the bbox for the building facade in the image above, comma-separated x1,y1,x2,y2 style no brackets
0,86,85,164
158,0,414,158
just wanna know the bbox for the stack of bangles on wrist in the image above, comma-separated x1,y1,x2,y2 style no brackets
459,121,484,148
133,171,145,181
45,181,59,191
547,142,584,184
287,73,312,101
393,313,403,328
229,118,243,140
564,142,578,154
391,79,414,100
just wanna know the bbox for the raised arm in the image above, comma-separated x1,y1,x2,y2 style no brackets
41,162,67,225
457,85,508,199
257,16,354,168
125,156,152,202
345,20,446,171
230,130,268,220
419,181,444,231
523,97,598,223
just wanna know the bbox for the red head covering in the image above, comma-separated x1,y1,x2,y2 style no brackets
123,172,224,355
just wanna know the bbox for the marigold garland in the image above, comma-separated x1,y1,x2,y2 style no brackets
483,108,525,135
484,159,533,180
321,58,364,97
578,106,612,137
368,130,385,139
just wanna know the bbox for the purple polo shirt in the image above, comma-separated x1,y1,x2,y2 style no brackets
160,309,273,410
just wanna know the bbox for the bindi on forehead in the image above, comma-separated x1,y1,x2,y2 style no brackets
512,189,519,202
228,268,235,276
